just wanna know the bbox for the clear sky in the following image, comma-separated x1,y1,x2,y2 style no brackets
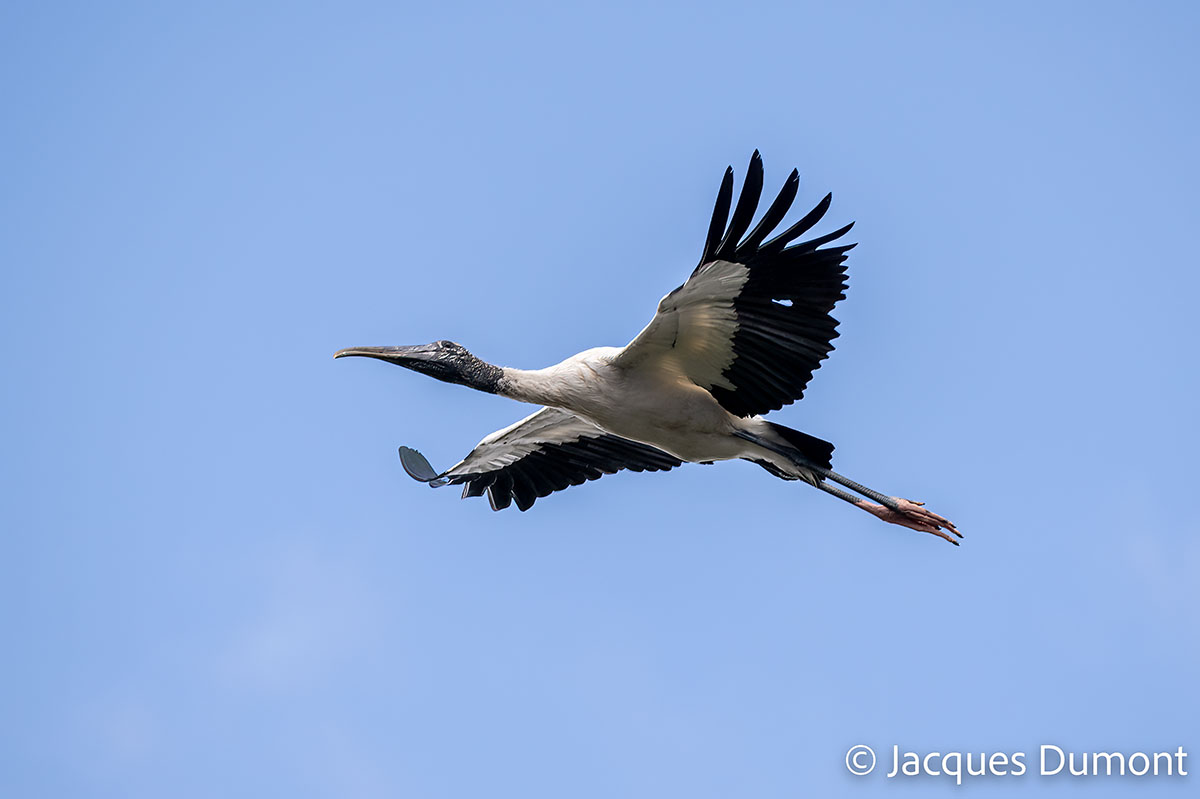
2,2,1197,796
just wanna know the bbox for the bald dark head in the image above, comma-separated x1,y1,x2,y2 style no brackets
334,340,503,393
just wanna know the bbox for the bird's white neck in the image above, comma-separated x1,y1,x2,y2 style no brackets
496,367,578,407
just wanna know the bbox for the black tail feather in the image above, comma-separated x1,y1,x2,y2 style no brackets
763,421,834,471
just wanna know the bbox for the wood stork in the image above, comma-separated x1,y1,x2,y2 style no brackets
336,153,960,544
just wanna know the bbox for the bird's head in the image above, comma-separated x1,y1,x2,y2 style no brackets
334,340,503,392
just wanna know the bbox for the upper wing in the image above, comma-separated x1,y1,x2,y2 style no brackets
616,151,854,418
398,407,682,512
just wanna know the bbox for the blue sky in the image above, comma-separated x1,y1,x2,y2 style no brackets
2,2,1197,796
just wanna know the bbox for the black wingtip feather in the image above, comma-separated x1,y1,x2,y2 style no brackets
701,167,735,265
791,221,855,253
759,192,833,255
739,169,800,254
715,152,764,261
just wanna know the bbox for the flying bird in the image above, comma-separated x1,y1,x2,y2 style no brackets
336,153,960,544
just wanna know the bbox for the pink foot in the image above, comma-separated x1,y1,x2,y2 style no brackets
858,497,962,545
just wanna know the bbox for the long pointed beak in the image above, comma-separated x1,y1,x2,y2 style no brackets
333,345,433,365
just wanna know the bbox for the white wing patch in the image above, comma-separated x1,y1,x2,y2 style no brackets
618,260,749,391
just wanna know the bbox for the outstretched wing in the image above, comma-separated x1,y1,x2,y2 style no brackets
617,151,854,418
398,407,682,512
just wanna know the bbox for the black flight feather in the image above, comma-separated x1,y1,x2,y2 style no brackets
700,167,734,266
715,150,764,261
739,169,799,254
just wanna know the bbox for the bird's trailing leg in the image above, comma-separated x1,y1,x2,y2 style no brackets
816,481,961,545
733,430,961,545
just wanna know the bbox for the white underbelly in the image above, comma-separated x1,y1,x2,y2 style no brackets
567,374,752,462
